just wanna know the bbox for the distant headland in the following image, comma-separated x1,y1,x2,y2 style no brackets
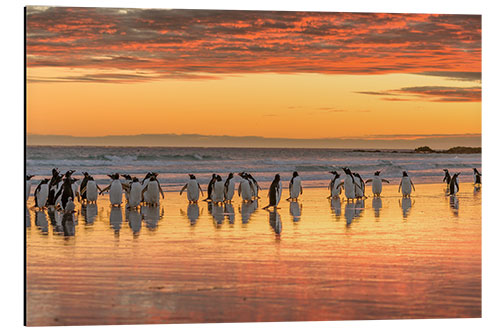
414,146,481,154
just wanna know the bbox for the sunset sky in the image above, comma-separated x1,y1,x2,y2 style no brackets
26,6,481,147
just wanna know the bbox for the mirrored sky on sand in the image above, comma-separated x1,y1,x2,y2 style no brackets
26,7,481,145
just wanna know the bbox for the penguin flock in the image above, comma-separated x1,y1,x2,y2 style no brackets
26,168,482,212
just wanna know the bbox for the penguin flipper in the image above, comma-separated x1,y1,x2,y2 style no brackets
180,184,187,195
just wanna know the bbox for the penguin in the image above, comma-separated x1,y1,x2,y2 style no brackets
398,171,415,197
54,176,75,210
263,174,282,210
287,171,303,201
338,168,358,201
121,174,133,202
141,172,157,204
473,168,481,187
71,178,80,202
203,174,217,202
83,175,100,203
100,173,124,206
142,173,164,206
443,169,451,189
128,177,142,208
46,168,63,206
80,172,90,202
353,173,366,199
365,171,390,196
238,172,254,202
327,171,342,199
180,174,204,203
224,173,236,202
449,172,460,195
246,173,261,199
211,175,225,204
33,178,49,209
26,175,35,201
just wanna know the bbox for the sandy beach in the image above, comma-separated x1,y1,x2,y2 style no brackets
25,182,481,325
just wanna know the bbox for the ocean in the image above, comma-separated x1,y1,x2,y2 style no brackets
26,146,481,191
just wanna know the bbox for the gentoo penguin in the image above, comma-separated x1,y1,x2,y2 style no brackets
128,177,142,208
246,173,261,199
238,172,254,202
263,174,282,210
121,174,133,202
211,175,225,204
398,171,415,197
473,168,481,187
26,175,35,201
71,178,80,202
443,169,451,189
80,172,90,202
287,171,303,201
353,173,366,199
224,173,235,202
180,174,204,203
204,174,217,202
327,171,342,199
338,168,358,201
100,173,124,206
54,176,75,210
46,168,62,206
142,174,164,206
449,172,460,195
141,172,157,204
34,178,49,209
84,175,100,203
365,171,390,196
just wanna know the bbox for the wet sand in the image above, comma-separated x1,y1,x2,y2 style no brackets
25,183,481,326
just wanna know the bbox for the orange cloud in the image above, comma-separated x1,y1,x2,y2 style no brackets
26,7,481,83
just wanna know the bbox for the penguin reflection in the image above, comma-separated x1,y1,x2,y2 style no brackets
110,206,123,235
26,205,32,228
268,208,282,237
182,203,200,225
289,201,302,223
344,202,356,226
330,197,342,218
127,208,142,235
372,197,382,218
47,206,63,234
82,203,98,225
354,199,365,219
211,203,224,226
240,201,258,224
62,211,75,237
142,205,161,230
449,196,459,216
399,197,414,219
35,210,49,234
225,203,235,224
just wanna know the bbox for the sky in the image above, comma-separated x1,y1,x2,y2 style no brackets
26,6,481,148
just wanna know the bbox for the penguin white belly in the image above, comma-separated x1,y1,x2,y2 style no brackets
109,180,123,205
212,181,225,203
129,183,142,207
240,181,252,201
276,182,282,205
372,178,383,195
290,177,302,199
26,181,31,201
225,179,235,201
147,181,160,205
37,184,49,207
142,180,151,203
354,178,363,197
330,179,341,197
71,182,80,198
344,177,355,199
401,178,412,196
187,180,199,201
87,181,98,202
124,181,131,201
